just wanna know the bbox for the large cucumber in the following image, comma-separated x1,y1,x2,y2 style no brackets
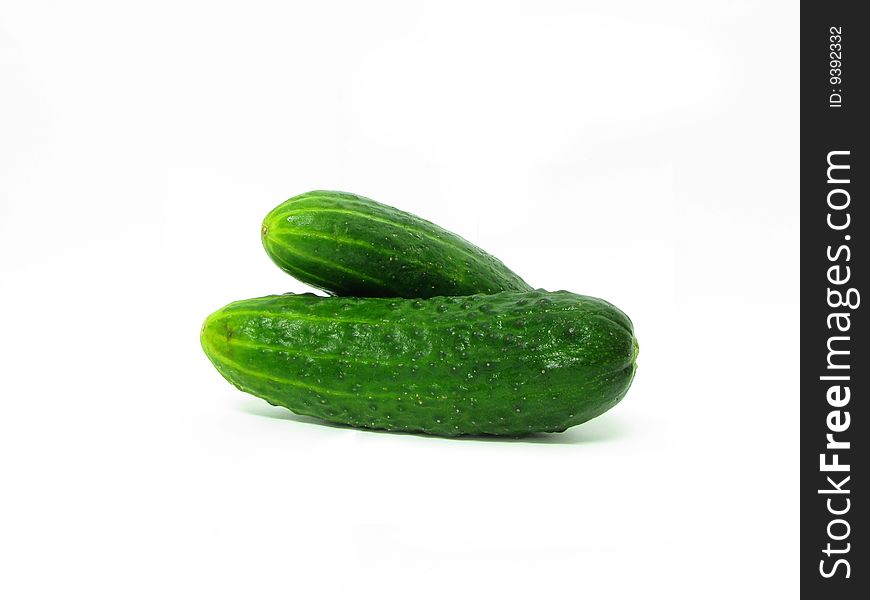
201,290,638,436
261,190,531,297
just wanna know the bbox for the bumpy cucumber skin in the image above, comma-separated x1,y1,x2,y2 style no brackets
261,190,532,298
201,290,638,437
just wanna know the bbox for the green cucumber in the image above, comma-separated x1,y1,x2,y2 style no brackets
261,190,531,297
201,290,638,436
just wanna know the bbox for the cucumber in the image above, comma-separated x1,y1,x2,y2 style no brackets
201,290,638,436
261,190,531,297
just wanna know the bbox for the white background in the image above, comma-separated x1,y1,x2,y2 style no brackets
1,1,798,598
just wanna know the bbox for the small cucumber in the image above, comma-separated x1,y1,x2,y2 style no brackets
261,190,531,297
201,290,638,436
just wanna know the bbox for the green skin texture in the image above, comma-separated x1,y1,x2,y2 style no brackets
261,190,532,298
201,290,639,437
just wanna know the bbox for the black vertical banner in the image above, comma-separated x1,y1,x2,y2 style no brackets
802,3,867,597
